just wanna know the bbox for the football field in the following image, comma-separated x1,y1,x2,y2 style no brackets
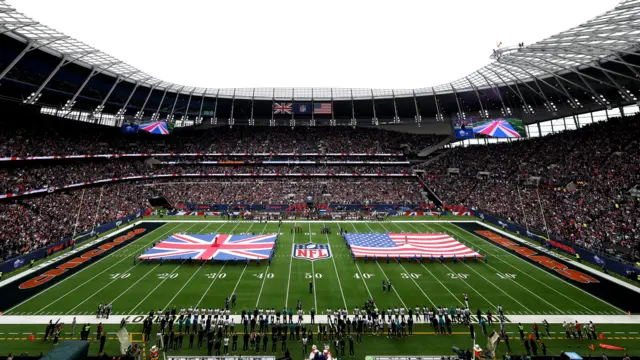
3,219,627,318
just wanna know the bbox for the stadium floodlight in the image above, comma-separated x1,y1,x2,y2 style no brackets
372,117,378,126
23,92,42,104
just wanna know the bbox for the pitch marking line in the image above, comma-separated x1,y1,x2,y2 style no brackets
356,222,409,309
443,222,616,315
25,222,183,315
160,220,233,309
388,222,465,308
284,224,296,308
376,222,438,308
129,259,184,314
435,222,597,315
308,223,318,312
322,222,348,311
253,222,272,307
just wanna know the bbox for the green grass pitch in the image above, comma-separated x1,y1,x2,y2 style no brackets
2,219,639,358
6,220,625,316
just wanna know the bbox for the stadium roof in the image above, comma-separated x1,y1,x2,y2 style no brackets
1,0,640,100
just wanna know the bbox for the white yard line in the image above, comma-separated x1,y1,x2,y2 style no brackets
26,222,182,315
284,225,297,308
374,261,408,309
419,222,533,314
438,225,596,314
376,222,438,308
347,223,374,299
129,261,183,314
253,223,272,307
388,222,465,307
229,265,248,298
162,265,204,312
195,263,227,308
309,223,318,312
322,222,348,311
451,221,626,314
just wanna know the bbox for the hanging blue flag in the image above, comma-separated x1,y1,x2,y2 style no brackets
121,123,139,134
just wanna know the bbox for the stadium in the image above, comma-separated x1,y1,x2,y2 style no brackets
0,0,639,359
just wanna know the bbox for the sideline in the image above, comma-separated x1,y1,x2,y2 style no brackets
0,314,639,325
474,221,640,294
0,223,137,288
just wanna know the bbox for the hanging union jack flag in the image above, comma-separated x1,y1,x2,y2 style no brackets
473,119,522,138
344,233,481,258
139,233,277,261
139,121,170,135
273,103,292,114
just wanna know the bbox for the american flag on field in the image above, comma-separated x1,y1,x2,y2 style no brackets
314,103,332,114
139,233,277,261
273,103,292,114
344,233,481,258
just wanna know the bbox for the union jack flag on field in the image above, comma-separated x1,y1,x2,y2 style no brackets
139,121,170,135
273,103,292,114
344,232,480,258
139,233,277,261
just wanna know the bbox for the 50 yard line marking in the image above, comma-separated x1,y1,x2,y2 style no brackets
20,222,182,315
309,223,318,312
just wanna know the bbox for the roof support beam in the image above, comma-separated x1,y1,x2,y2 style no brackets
412,90,421,126
249,88,255,126
119,77,152,117
500,58,586,108
493,63,554,111
432,88,443,122
181,88,195,126
137,83,159,119
311,88,315,127
466,76,487,118
95,75,125,113
350,89,356,128
450,84,465,122
476,71,508,115
483,67,529,109
391,90,399,123
371,89,378,125
168,86,185,121
196,90,207,124
153,87,170,120
269,89,275,126
212,89,220,124
229,88,236,127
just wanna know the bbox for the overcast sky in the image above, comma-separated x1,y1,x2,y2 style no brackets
11,0,619,89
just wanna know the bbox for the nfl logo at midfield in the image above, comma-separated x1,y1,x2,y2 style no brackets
293,243,331,261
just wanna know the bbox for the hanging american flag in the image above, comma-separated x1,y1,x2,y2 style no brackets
139,233,277,261
344,233,481,258
314,103,332,114
273,103,292,114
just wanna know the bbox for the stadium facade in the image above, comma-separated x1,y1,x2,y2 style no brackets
1,0,640,131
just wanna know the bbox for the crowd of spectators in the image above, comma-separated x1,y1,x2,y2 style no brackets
423,115,640,261
0,177,424,262
0,115,444,156
0,161,411,195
